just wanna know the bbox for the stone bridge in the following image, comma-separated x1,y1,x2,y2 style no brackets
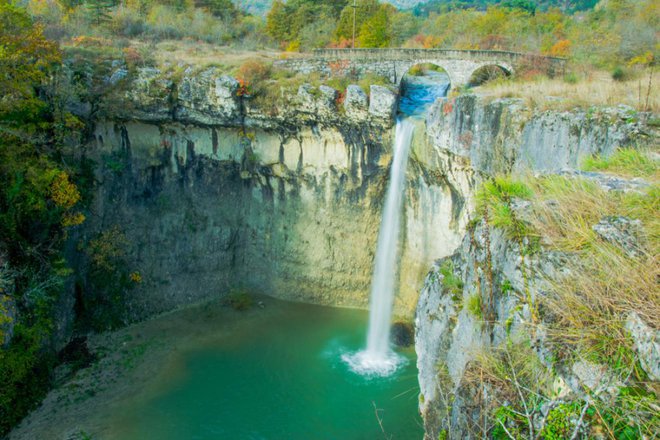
276,48,565,89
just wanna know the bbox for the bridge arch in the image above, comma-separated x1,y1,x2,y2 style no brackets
401,63,451,85
393,58,515,89
467,64,512,87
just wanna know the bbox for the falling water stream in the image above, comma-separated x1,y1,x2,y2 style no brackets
343,119,415,376
344,69,450,377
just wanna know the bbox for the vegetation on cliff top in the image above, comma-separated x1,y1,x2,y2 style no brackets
20,0,657,113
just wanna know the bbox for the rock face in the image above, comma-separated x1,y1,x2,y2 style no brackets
426,95,648,174
84,117,467,321
79,70,653,327
416,224,541,439
414,96,656,439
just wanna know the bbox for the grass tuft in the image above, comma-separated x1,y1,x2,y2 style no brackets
582,148,659,179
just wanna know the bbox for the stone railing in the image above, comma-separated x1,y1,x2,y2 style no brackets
312,48,565,65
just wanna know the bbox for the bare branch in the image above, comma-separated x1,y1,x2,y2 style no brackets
570,400,591,440
372,401,392,440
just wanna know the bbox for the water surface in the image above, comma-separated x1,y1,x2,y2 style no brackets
106,303,423,440
399,71,450,116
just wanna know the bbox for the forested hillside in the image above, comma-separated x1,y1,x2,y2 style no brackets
234,0,600,16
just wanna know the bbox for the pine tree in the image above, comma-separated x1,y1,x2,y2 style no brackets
85,0,115,25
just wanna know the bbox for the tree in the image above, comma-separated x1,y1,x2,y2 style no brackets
265,0,290,42
0,2,60,124
502,0,536,14
0,4,85,436
85,0,115,25
198,0,238,20
335,0,381,42
358,6,391,48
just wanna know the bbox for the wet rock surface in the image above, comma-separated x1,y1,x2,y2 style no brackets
391,321,415,347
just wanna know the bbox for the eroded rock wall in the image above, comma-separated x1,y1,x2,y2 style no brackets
84,116,468,321
414,95,655,439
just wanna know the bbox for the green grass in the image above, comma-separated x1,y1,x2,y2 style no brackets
466,294,482,320
583,148,658,179
475,176,534,240
438,260,463,300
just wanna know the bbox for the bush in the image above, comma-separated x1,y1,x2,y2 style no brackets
236,59,272,85
108,7,146,37
439,260,463,299
611,66,627,81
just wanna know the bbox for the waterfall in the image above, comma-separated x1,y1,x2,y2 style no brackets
365,119,414,356
343,119,415,377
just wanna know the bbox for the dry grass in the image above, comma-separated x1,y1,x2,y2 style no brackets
544,242,659,364
476,158,659,373
526,176,659,370
131,39,287,72
477,70,659,112
513,173,659,373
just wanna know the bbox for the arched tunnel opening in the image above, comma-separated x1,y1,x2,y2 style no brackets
398,63,451,116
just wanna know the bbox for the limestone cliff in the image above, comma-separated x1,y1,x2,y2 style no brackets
414,95,656,439
73,66,467,325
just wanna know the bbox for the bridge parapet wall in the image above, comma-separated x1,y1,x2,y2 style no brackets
274,50,565,88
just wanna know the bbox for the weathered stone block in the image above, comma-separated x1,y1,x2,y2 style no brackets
369,85,397,120
177,68,241,124
344,84,368,120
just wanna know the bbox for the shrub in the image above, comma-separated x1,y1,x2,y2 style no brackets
439,260,463,300
475,176,534,241
108,6,146,37
611,66,627,81
236,59,272,85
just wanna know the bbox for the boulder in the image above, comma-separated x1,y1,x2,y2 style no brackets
592,216,645,257
626,312,660,381
369,85,397,120
343,84,368,119
296,84,316,113
178,68,241,124
318,85,337,113
126,67,174,121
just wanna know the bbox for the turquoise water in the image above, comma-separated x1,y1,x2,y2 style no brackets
108,303,423,440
